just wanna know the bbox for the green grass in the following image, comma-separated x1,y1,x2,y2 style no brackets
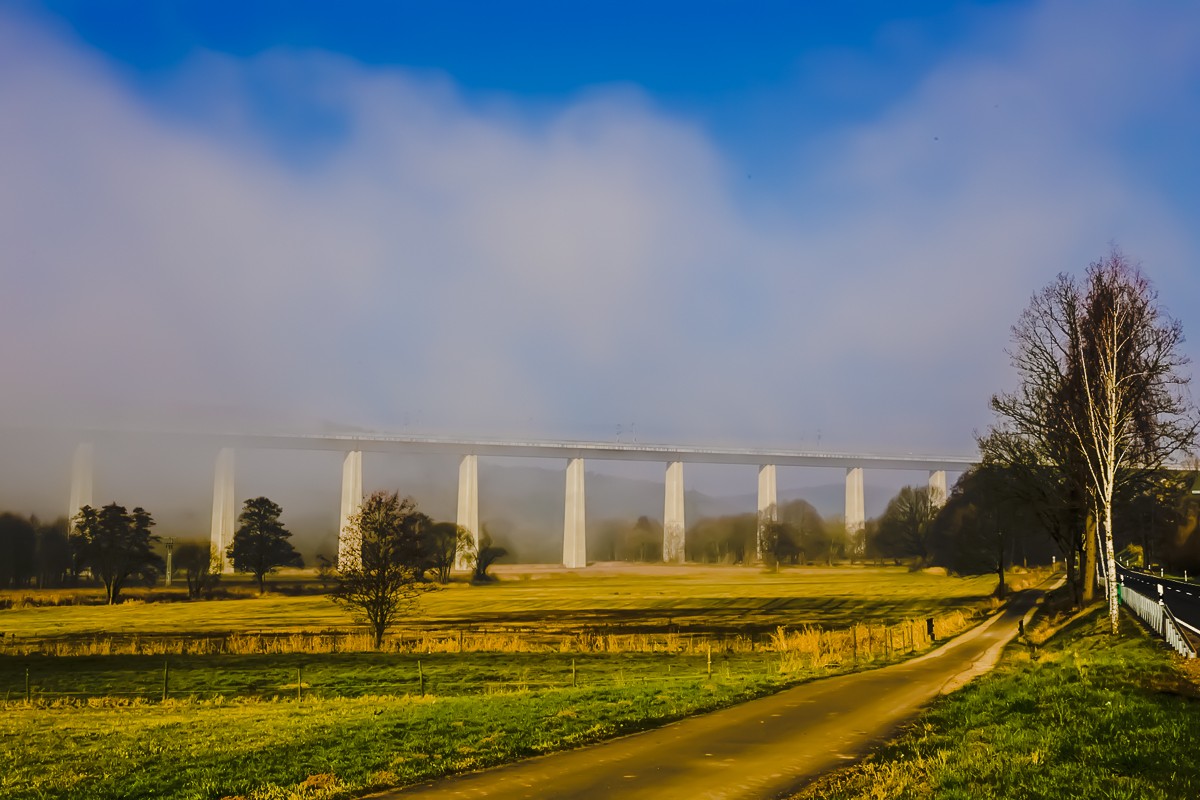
1,565,1000,641
2,657,820,800
793,605,1200,800
2,650,778,702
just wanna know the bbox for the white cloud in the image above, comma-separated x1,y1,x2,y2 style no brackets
0,1,1197,456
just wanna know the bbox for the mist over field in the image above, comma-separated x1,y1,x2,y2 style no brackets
0,427,913,561
2,1,1198,465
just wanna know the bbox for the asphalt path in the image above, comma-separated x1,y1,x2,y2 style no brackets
376,589,1047,800
1117,564,1200,635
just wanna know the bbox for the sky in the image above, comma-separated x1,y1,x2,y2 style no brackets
2,0,1199,460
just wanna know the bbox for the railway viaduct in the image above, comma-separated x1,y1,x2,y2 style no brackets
63,433,977,572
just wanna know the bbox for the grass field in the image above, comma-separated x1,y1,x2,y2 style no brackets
793,600,1200,800
2,671,788,800
0,565,1019,800
1,564,1002,643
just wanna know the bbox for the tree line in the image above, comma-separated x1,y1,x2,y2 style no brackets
0,513,71,590
0,491,503,604
862,251,1198,618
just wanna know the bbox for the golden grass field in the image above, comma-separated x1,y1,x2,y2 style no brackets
0,563,1005,641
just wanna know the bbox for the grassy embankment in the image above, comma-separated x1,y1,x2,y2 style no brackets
1,566,1015,800
794,600,1200,800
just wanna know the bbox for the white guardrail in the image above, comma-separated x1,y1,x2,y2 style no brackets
1119,581,1197,659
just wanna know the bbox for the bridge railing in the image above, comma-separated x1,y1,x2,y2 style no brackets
1120,580,1196,659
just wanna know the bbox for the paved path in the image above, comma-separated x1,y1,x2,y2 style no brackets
377,589,1046,800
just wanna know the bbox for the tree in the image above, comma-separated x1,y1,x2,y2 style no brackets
927,466,1047,597
757,518,794,570
226,497,302,594
875,486,937,563
472,524,508,582
425,521,473,583
34,517,72,588
331,491,425,648
688,514,755,563
780,499,832,564
71,503,163,604
0,513,36,588
175,541,222,599
988,250,1197,632
978,427,1088,606
1065,253,1197,632
1115,471,1191,570
623,516,663,562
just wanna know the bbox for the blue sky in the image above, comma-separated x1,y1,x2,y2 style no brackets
2,0,1198,458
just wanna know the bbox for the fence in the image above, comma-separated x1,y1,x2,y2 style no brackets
0,609,976,659
1120,581,1197,659
2,656,698,705
1,610,979,706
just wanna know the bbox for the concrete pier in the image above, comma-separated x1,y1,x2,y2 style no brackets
664,461,686,563
845,467,865,536
928,470,948,508
67,443,93,532
338,450,363,570
563,458,586,568
210,448,236,574
456,454,479,570
757,465,778,561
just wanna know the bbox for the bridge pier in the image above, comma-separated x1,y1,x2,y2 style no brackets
67,443,93,532
928,470,948,508
664,461,686,563
456,455,479,570
338,451,363,570
845,467,865,538
210,448,236,574
757,465,778,561
563,458,586,568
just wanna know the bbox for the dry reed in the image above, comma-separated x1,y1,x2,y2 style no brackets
2,608,980,660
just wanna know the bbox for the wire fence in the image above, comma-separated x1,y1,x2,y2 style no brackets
2,653,791,706
1,611,979,706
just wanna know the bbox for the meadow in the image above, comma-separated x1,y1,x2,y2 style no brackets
1,564,1001,643
1,564,1018,799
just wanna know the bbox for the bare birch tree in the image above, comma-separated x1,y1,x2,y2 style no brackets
988,249,1196,633
1063,251,1196,633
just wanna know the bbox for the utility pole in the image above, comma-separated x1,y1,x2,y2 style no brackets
164,537,175,587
